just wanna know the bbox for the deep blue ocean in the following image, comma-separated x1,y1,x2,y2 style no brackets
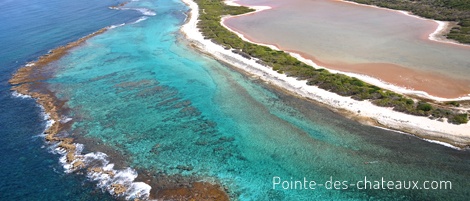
0,0,139,199
1,0,470,200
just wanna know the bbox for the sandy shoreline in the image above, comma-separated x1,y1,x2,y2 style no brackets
180,0,470,149
292,51,470,99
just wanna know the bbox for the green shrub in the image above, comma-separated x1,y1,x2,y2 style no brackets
417,102,433,112
405,99,414,105
447,101,461,107
449,113,469,124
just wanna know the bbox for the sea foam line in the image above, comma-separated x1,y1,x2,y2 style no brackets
133,16,149,24
110,6,157,16
108,23,126,30
104,16,149,30
12,91,32,99
372,126,462,150
57,150,152,200
11,91,152,200
54,140,152,200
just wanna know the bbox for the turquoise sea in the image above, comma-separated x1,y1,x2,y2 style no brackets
1,0,470,200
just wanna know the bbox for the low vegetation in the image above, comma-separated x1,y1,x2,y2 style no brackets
349,0,470,44
194,0,469,124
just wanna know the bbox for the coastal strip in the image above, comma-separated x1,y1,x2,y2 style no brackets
10,27,108,142
7,27,151,199
181,0,470,148
10,28,106,86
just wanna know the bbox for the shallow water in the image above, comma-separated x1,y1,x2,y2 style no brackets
224,0,470,81
42,0,470,200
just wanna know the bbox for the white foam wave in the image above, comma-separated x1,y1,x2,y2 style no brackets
55,148,151,200
44,117,55,128
35,104,56,136
83,153,151,199
11,84,152,200
133,16,148,24
11,91,32,99
75,143,84,154
115,7,156,16
32,133,47,138
82,151,108,164
135,8,156,16
60,158,73,171
373,126,462,150
108,23,126,30
60,116,73,123
126,182,152,200
106,11,152,29
423,139,462,150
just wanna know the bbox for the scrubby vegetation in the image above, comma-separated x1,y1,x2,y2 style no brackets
194,0,469,124
349,0,470,44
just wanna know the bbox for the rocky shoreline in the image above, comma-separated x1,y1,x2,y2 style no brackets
8,27,138,196
9,12,230,201
9,27,108,171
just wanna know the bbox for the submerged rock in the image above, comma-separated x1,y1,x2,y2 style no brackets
176,165,194,171
111,183,127,195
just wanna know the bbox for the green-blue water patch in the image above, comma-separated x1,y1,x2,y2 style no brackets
43,0,470,200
